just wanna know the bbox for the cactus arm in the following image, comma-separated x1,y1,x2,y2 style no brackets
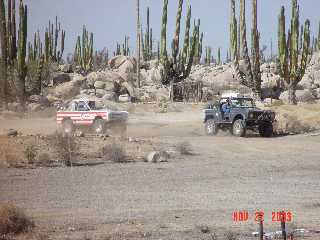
183,24,197,78
182,4,191,66
297,20,310,83
173,0,183,66
0,0,8,107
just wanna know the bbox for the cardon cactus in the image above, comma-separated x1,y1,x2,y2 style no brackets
278,0,311,104
231,0,262,99
230,0,237,61
28,30,44,94
74,25,93,73
16,0,28,106
160,0,198,86
0,0,8,108
1,0,29,107
44,16,65,63
318,21,320,51
205,46,212,65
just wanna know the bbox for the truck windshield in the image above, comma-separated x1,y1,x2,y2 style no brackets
231,99,254,108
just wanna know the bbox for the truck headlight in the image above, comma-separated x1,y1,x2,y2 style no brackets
248,112,254,119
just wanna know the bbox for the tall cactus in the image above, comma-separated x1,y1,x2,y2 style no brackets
44,16,65,63
28,31,44,94
217,47,221,65
278,0,311,104
205,46,212,65
251,0,261,96
0,0,8,108
160,0,198,86
74,25,93,73
136,0,141,87
230,0,237,61
231,0,262,99
143,7,153,61
318,21,320,51
16,0,28,106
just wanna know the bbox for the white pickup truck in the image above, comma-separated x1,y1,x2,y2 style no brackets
56,99,128,135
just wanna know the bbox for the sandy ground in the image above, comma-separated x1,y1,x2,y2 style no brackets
1,103,320,240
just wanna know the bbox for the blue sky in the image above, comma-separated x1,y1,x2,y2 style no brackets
24,0,320,58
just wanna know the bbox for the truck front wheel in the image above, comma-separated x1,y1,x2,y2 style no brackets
62,119,74,136
93,119,105,134
232,119,246,137
259,122,273,137
205,119,218,136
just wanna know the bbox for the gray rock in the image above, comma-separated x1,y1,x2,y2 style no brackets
102,93,116,101
6,129,18,137
146,151,169,163
94,81,106,89
59,64,73,73
95,89,109,98
27,103,42,112
118,94,130,102
8,102,22,112
280,89,315,104
28,95,50,107
52,81,80,100
52,73,71,85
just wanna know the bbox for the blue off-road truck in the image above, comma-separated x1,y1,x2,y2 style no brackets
203,96,276,137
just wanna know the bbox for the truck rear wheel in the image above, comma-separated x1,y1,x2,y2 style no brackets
205,119,218,136
232,119,246,137
62,119,74,136
259,122,273,137
93,119,105,134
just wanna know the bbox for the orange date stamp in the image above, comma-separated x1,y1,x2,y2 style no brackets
233,211,292,222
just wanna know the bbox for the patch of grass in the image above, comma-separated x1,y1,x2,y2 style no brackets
54,133,78,166
36,152,52,167
102,142,127,163
0,204,34,235
176,141,193,155
24,145,38,164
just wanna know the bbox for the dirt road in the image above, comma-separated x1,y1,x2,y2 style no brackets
1,105,320,239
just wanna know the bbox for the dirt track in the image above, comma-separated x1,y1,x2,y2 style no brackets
1,105,320,239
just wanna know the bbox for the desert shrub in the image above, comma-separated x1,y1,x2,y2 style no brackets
24,145,38,164
36,153,51,166
102,142,126,163
0,204,34,235
54,133,78,166
0,147,22,168
176,141,193,155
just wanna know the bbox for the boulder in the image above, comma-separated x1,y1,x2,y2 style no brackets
28,95,50,107
86,71,123,89
27,103,42,112
109,56,136,73
102,92,116,101
118,58,136,73
94,81,106,89
95,89,109,98
300,74,313,89
58,64,73,73
52,73,71,85
118,94,130,103
70,74,86,84
279,89,315,104
146,151,169,163
7,102,22,112
108,55,128,68
5,129,18,137
52,81,81,100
